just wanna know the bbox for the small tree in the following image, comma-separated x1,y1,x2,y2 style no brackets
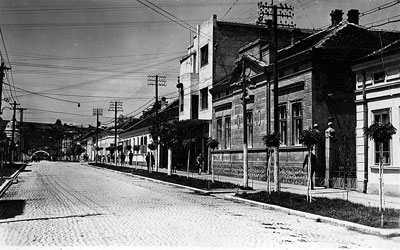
150,120,180,176
299,128,321,202
182,138,197,178
364,121,397,227
207,138,219,183
262,132,280,194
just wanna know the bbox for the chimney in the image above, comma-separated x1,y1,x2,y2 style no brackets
330,9,343,26
347,9,360,25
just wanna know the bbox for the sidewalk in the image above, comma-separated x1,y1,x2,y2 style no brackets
91,162,400,210
150,166,400,210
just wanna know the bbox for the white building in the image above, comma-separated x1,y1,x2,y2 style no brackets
353,40,400,196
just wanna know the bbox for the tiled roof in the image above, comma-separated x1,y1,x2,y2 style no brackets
278,21,400,60
357,39,400,61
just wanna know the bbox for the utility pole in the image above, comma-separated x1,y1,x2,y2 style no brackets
235,60,256,188
257,1,294,192
93,108,103,163
108,101,122,167
241,61,249,188
18,107,26,162
147,74,166,172
0,62,11,114
11,101,17,163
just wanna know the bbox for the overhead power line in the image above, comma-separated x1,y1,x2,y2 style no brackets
3,82,79,105
222,0,240,20
0,27,19,104
137,0,212,41
360,0,400,17
0,2,257,14
26,107,114,118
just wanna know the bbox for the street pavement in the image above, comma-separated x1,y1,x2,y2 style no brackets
0,161,399,249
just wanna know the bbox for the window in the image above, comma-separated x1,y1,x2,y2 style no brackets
224,116,231,149
200,44,209,67
247,111,253,147
200,87,208,109
279,105,287,145
292,102,302,145
217,118,222,148
373,71,385,84
373,109,391,165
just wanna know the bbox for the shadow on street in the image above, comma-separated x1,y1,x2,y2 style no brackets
0,200,26,219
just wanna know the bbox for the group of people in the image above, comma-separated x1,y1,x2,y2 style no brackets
145,152,155,171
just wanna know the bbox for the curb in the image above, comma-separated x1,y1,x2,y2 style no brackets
0,165,25,198
226,195,400,238
85,163,235,195
130,174,215,195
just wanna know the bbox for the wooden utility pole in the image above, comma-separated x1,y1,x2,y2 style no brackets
257,1,295,192
11,101,17,163
241,61,249,188
18,107,26,162
108,101,122,167
147,74,166,172
93,108,103,163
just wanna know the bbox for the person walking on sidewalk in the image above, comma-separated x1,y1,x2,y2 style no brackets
145,152,150,171
151,153,155,170
196,154,203,175
120,152,126,166
303,149,317,190
129,151,133,165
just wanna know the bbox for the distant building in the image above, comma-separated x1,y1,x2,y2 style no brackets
118,99,179,167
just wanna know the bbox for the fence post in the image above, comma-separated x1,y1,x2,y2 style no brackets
325,123,335,188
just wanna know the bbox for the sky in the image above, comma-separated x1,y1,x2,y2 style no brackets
0,0,399,127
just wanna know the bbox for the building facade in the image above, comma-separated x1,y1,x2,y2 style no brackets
353,40,400,196
210,10,400,189
178,14,313,171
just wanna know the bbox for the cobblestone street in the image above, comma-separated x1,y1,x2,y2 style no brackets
0,161,398,248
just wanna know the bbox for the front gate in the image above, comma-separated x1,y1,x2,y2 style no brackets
330,130,357,190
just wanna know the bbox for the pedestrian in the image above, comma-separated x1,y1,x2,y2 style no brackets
303,148,317,190
151,153,155,170
121,152,126,166
129,151,133,165
145,152,150,171
196,154,203,175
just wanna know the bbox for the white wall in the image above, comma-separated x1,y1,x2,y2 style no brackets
354,56,400,196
